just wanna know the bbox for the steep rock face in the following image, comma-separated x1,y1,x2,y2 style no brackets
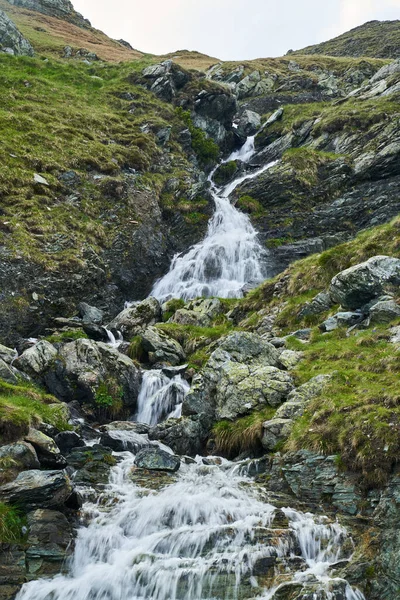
6,0,90,28
0,8,33,54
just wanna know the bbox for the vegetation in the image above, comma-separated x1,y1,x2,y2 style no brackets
94,380,123,417
213,161,238,186
162,298,186,322
291,19,400,59
282,148,345,187
0,503,26,543
175,107,219,166
285,325,400,488
0,379,70,443
127,336,146,362
213,407,276,458
46,330,88,344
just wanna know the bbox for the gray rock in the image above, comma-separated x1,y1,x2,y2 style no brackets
291,329,312,341
25,509,73,563
6,0,90,28
134,446,180,472
275,401,305,420
107,297,161,338
319,316,339,332
288,373,332,404
0,441,39,472
262,418,293,451
237,109,261,138
14,341,57,378
0,357,18,383
170,298,222,327
54,431,85,454
0,470,72,509
278,350,303,370
25,428,67,469
149,415,210,457
0,343,17,364
44,339,140,409
329,256,400,310
389,325,400,344
0,9,34,56
162,364,188,378
369,300,400,324
100,430,150,453
319,311,362,332
298,291,334,318
77,302,104,325
101,421,150,434
141,326,185,366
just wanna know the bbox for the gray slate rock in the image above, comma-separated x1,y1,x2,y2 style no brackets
6,0,90,28
369,300,400,324
0,8,34,56
329,256,400,309
107,297,161,338
25,428,67,469
141,326,185,366
134,446,180,472
0,441,40,471
100,430,150,453
0,357,18,383
262,419,293,451
14,341,57,378
0,343,17,364
25,509,73,563
319,311,362,332
170,298,222,327
54,431,85,454
78,302,104,325
0,470,72,509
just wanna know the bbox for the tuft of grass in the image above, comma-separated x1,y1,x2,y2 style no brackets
0,379,70,443
94,379,124,419
282,147,345,187
286,325,400,488
0,503,26,543
162,298,186,322
127,336,146,362
213,407,276,458
45,330,88,344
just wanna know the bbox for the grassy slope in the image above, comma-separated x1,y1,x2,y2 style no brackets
291,20,400,59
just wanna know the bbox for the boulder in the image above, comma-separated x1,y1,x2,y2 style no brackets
0,343,17,364
236,109,262,138
0,9,34,56
278,350,303,370
44,339,140,409
134,446,180,472
82,323,110,342
319,311,362,332
369,300,400,324
0,470,72,509
298,291,334,318
99,430,150,453
6,0,91,28
66,444,116,487
0,357,18,383
54,431,85,454
24,428,67,469
149,415,210,457
329,256,400,310
14,341,57,379
25,509,73,565
170,298,222,327
77,302,104,325
101,421,150,434
107,297,161,338
262,418,293,451
141,326,185,366
0,442,40,479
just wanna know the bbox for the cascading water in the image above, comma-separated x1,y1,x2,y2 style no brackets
16,456,365,600
135,369,190,426
151,137,276,302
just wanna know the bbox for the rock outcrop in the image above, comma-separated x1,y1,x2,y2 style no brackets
6,0,91,28
0,8,34,55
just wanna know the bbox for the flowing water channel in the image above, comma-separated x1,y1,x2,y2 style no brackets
16,137,366,600
151,137,276,302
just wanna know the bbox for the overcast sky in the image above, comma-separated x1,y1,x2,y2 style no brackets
73,0,400,60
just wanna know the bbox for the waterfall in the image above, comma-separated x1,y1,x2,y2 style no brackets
151,138,276,302
16,457,366,600
135,370,190,426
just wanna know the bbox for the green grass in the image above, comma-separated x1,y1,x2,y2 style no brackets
45,330,88,344
175,107,220,167
0,503,26,543
94,379,124,419
282,148,346,187
0,379,70,443
162,298,186,322
213,407,276,458
285,325,400,488
213,161,238,186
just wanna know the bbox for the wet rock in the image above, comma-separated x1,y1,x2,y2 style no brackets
82,323,110,342
0,470,72,510
14,341,57,379
44,339,140,410
236,109,261,138
141,326,185,366
100,430,151,453
369,300,400,324
54,431,85,454
329,256,400,310
25,509,73,573
107,297,161,338
161,364,188,378
149,415,210,457
0,8,34,56
66,444,116,486
101,421,150,434
134,446,180,472
77,302,104,325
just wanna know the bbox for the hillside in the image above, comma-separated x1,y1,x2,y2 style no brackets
291,19,400,59
0,4,400,600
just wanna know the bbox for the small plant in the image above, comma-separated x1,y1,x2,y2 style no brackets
213,407,276,458
176,107,219,166
127,336,146,362
0,503,26,543
162,298,185,322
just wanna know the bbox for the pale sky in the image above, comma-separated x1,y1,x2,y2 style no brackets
73,0,400,60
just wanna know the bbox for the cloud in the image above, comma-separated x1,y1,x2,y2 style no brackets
323,0,400,39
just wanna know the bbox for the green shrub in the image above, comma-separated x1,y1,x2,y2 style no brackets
0,503,26,543
176,107,219,165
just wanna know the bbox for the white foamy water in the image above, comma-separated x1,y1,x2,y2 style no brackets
135,369,190,426
16,457,365,600
151,138,275,302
